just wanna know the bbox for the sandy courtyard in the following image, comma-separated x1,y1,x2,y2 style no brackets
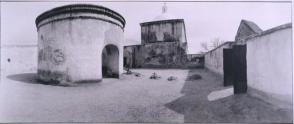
0,69,292,123
0,69,188,123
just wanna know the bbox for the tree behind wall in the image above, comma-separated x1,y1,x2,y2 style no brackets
200,37,225,52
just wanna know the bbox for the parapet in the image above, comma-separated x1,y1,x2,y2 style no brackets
35,4,126,29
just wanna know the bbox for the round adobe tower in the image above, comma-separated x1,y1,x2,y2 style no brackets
36,4,125,83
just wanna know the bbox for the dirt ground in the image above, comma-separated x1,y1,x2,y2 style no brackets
0,69,292,123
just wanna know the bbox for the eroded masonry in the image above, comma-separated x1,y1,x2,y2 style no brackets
123,4,204,68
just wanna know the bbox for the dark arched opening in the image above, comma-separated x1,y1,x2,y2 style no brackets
102,44,119,78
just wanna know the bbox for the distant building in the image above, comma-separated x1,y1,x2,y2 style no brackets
124,3,203,68
140,3,187,45
235,20,263,42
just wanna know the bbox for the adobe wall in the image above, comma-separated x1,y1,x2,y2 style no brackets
36,4,125,83
124,42,188,68
204,42,233,76
246,24,292,107
1,46,38,75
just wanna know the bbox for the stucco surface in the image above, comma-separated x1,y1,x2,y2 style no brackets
37,7,124,83
204,43,233,75
246,27,292,105
1,46,37,75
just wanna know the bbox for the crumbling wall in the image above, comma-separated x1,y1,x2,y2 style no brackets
123,45,143,68
141,42,187,68
204,42,233,75
124,42,189,68
141,20,186,44
246,24,292,107
123,46,134,68
123,19,189,68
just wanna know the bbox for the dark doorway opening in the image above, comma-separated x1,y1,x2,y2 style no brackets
223,45,247,94
223,48,234,86
123,57,127,67
232,45,247,94
102,44,119,78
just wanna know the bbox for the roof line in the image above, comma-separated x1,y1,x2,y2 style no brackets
242,19,263,33
241,22,292,42
205,41,234,54
140,19,184,25
35,4,126,28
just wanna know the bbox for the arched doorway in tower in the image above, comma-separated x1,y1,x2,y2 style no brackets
102,44,119,78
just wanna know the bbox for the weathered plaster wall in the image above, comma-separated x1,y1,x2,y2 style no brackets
124,45,143,68
123,19,190,68
142,42,187,68
37,5,124,83
204,42,233,75
123,44,204,68
123,47,132,68
1,46,37,75
246,24,292,106
141,20,186,44
124,42,188,68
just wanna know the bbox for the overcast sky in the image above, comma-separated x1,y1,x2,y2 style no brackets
1,1,291,53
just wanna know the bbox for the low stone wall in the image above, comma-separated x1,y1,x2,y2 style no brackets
246,23,292,107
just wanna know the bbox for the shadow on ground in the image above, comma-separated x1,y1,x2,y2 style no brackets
165,69,293,123
7,73,40,84
6,73,70,86
6,73,107,87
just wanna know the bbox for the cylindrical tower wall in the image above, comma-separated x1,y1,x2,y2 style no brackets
36,4,125,83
